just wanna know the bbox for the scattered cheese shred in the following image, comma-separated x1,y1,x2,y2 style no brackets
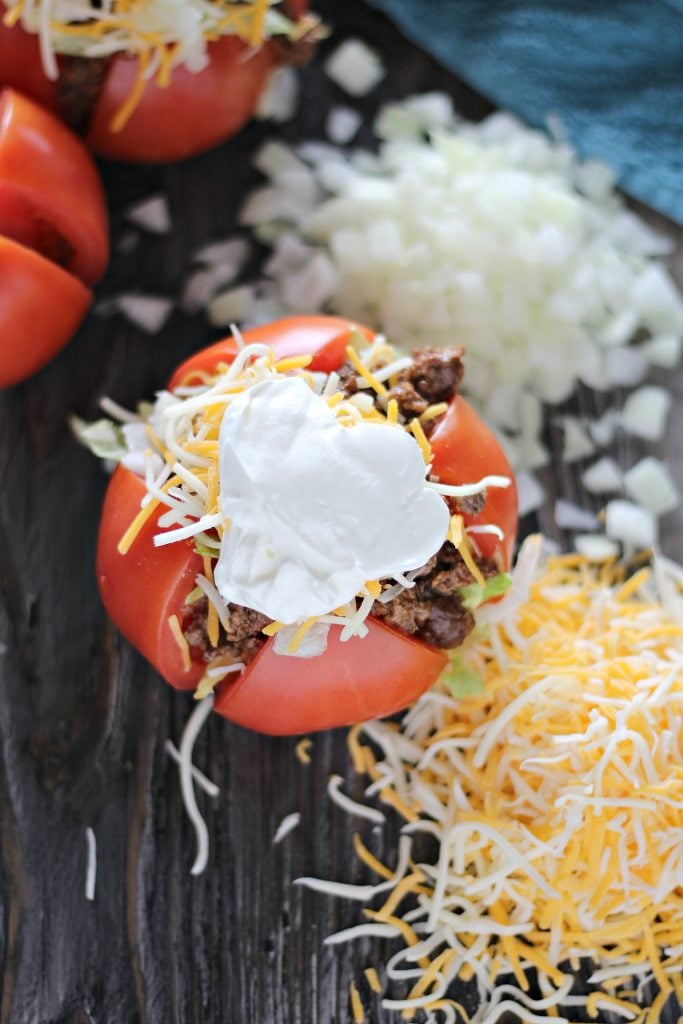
168,614,191,672
117,495,161,554
295,738,312,765
364,967,382,994
350,981,365,1024
408,416,433,465
448,515,486,587
345,344,388,398
84,827,97,902
310,540,683,1022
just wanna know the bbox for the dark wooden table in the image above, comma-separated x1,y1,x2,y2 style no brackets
0,3,681,1022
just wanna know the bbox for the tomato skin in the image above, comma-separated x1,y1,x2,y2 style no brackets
97,317,518,733
430,398,518,566
0,14,61,114
0,89,108,285
0,1,310,163
169,315,374,387
97,467,205,690
86,37,278,164
0,236,91,388
214,619,447,736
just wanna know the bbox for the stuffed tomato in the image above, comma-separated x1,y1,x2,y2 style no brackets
0,88,108,387
0,0,314,163
95,316,518,734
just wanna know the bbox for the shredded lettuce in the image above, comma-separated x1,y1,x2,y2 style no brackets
69,416,127,461
458,572,512,610
440,652,484,698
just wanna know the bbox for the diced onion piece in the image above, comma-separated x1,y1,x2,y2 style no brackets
554,499,599,532
516,472,544,517
642,333,682,368
621,386,672,441
124,194,172,234
256,66,300,123
574,534,619,561
605,499,657,549
192,237,250,269
116,294,173,335
327,106,362,145
581,457,624,494
602,346,648,387
588,410,620,448
280,253,337,311
623,458,680,517
561,417,595,463
272,812,301,845
324,39,385,97
207,286,254,327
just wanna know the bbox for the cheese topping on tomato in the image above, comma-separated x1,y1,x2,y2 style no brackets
213,376,450,623
4,0,298,96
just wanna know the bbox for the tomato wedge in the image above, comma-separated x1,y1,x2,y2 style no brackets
0,237,91,388
0,1,311,163
96,317,518,734
0,89,108,387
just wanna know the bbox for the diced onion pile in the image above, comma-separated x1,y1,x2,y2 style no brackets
232,92,683,541
299,537,683,1024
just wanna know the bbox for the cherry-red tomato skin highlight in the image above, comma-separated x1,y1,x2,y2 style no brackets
97,317,519,733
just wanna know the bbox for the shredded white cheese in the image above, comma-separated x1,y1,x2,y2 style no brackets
176,694,215,876
84,827,97,902
272,812,301,845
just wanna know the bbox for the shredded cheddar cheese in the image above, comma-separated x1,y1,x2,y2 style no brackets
168,613,191,672
300,538,683,1023
294,738,312,765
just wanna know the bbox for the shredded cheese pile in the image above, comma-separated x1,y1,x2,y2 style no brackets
108,328,508,693
300,538,683,1023
4,0,298,128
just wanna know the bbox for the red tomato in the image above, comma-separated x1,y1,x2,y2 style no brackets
0,1,310,163
96,317,518,735
430,399,518,566
0,88,108,387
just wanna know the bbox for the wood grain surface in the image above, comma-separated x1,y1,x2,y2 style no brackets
0,2,681,1022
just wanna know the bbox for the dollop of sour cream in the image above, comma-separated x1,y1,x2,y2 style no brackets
213,377,449,623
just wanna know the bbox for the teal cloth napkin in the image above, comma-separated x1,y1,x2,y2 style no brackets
365,0,683,223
